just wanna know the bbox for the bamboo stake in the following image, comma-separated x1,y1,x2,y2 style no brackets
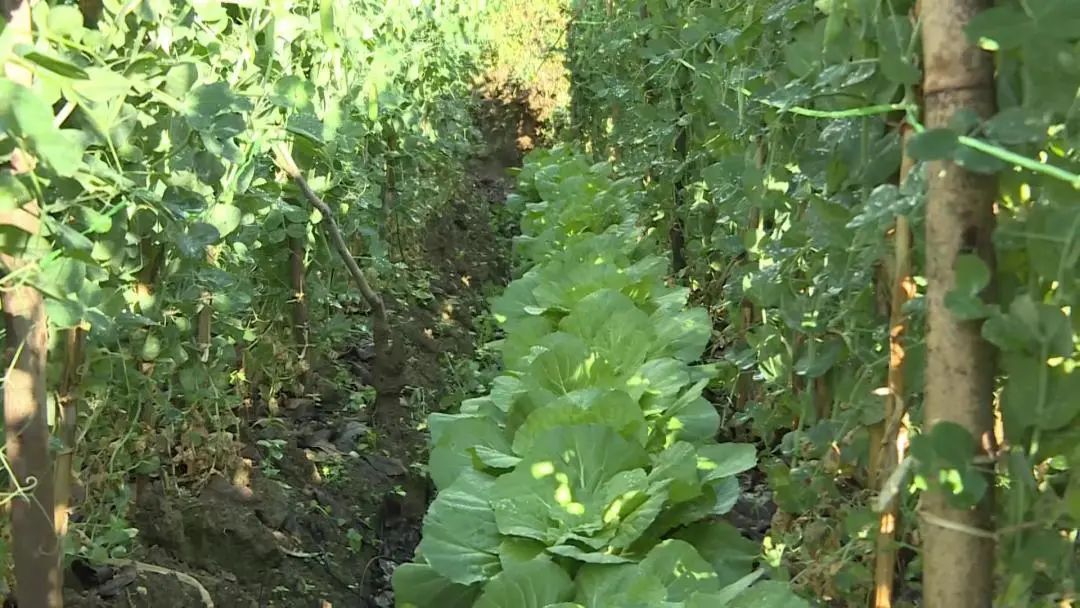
872,122,917,608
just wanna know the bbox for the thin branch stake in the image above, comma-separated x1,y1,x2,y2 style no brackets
272,143,403,430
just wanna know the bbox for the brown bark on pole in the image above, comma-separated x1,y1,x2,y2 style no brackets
196,246,220,363
2,285,59,608
670,86,688,276
196,301,212,360
920,2,998,607
78,0,103,28
382,127,404,263
736,141,766,412
288,235,312,390
133,242,162,505
54,328,85,548
1,2,62,606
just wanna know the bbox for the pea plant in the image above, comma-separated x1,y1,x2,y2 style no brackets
0,0,498,602
566,0,1080,606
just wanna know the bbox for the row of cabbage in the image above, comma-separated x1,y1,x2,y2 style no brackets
392,147,806,607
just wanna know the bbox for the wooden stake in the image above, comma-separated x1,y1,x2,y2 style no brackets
54,327,85,540
289,235,312,390
920,2,998,606
134,241,162,505
1,1,62,605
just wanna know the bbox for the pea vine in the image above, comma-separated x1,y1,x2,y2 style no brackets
0,0,495,575
566,0,1080,605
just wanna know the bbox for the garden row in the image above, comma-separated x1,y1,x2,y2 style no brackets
393,147,806,607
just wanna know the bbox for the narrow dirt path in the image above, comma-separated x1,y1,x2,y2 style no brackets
63,90,537,608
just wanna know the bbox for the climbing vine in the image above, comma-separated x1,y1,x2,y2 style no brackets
0,0,499,597
567,0,1080,605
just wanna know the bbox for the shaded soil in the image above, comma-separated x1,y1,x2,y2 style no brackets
59,91,540,608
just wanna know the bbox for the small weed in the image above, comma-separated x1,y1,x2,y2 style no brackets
256,439,287,478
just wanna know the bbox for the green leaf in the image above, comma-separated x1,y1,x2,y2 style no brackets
165,64,200,100
392,563,480,608
658,380,721,444
37,257,86,299
0,83,86,175
712,476,741,515
71,68,132,102
710,570,766,605
793,337,843,378
929,422,978,468
986,108,1052,145
491,425,648,545
632,358,691,401
18,49,89,79
79,207,113,234
966,6,1030,50
547,543,635,564
695,443,757,483
648,442,703,504
1025,205,1080,285
651,307,711,362
638,539,721,601
511,389,647,455
906,128,959,161
953,144,1007,175
429,414,511,490
0,173,31,211
945,255,993,320
528,333,613,395
49,221,93,257
192,0,227,21
498,537,547,567
953,254,991,295
175,222,220,258
46,6,85,38
471,445,522,471
559,289,654,374
473,558,573,608
184,82,249,130
673,521,758,588
418,470,502,585
35,129,86,177
205,204,242,239
45,298,85,329
272,75,317,111
606,478,670,550
721,581,810,608
1042,367,1080,431
573,563,668,608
